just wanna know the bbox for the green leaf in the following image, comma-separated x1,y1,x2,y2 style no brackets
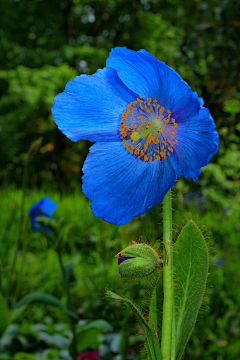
107,291,161,360
172,221,209,360
149,273,163,340
13,353,41,360
78,319,113,333
76,319,113,353
76,328,101,353
16,292,78,320
0,293,11,335
61,260,77,288
10,305,27,322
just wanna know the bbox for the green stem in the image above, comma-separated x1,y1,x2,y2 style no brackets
6,156,29,306
120,315,129,360
161,189,173,360
56,245,77,360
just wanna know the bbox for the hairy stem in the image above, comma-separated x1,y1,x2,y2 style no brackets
161,189,173,359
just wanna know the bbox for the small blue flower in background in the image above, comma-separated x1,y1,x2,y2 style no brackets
213,258,225,266
28,197,57,233
52,47,219,225
185,191,207,211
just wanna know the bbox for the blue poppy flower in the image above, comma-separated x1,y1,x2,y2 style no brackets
27,197,57,233
52,47,219,225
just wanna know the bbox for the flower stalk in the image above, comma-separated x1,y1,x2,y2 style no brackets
161,189,173,359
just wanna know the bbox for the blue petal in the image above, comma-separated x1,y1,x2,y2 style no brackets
82,142,176,225
118,256,134,265
28,199,43,216
170,108,219,181
106,47,198,110
40,197,57,217
52,67,138,142
171,91,208,124
29,210,39,232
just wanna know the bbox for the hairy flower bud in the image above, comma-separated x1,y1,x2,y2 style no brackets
116,242,162,278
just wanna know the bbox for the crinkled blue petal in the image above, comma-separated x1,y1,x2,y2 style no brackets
106,47,203,109
52,67,138,142
170,108,219,181
170,91,207,124
27,197,57,232
82,142,176,225
39,197,57,217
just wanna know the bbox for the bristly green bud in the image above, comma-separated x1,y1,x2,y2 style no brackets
116,242,162,279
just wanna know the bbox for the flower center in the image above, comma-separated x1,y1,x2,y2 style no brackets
119,96,178,161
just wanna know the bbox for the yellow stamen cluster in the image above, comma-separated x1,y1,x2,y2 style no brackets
119,97,178,161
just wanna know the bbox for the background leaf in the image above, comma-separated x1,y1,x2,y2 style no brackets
0,293,11,335
76,319,113,353
16,292,78,320
13,353,41,360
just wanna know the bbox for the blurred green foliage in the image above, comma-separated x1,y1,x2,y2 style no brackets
0,187,240,359
0,0,240,359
